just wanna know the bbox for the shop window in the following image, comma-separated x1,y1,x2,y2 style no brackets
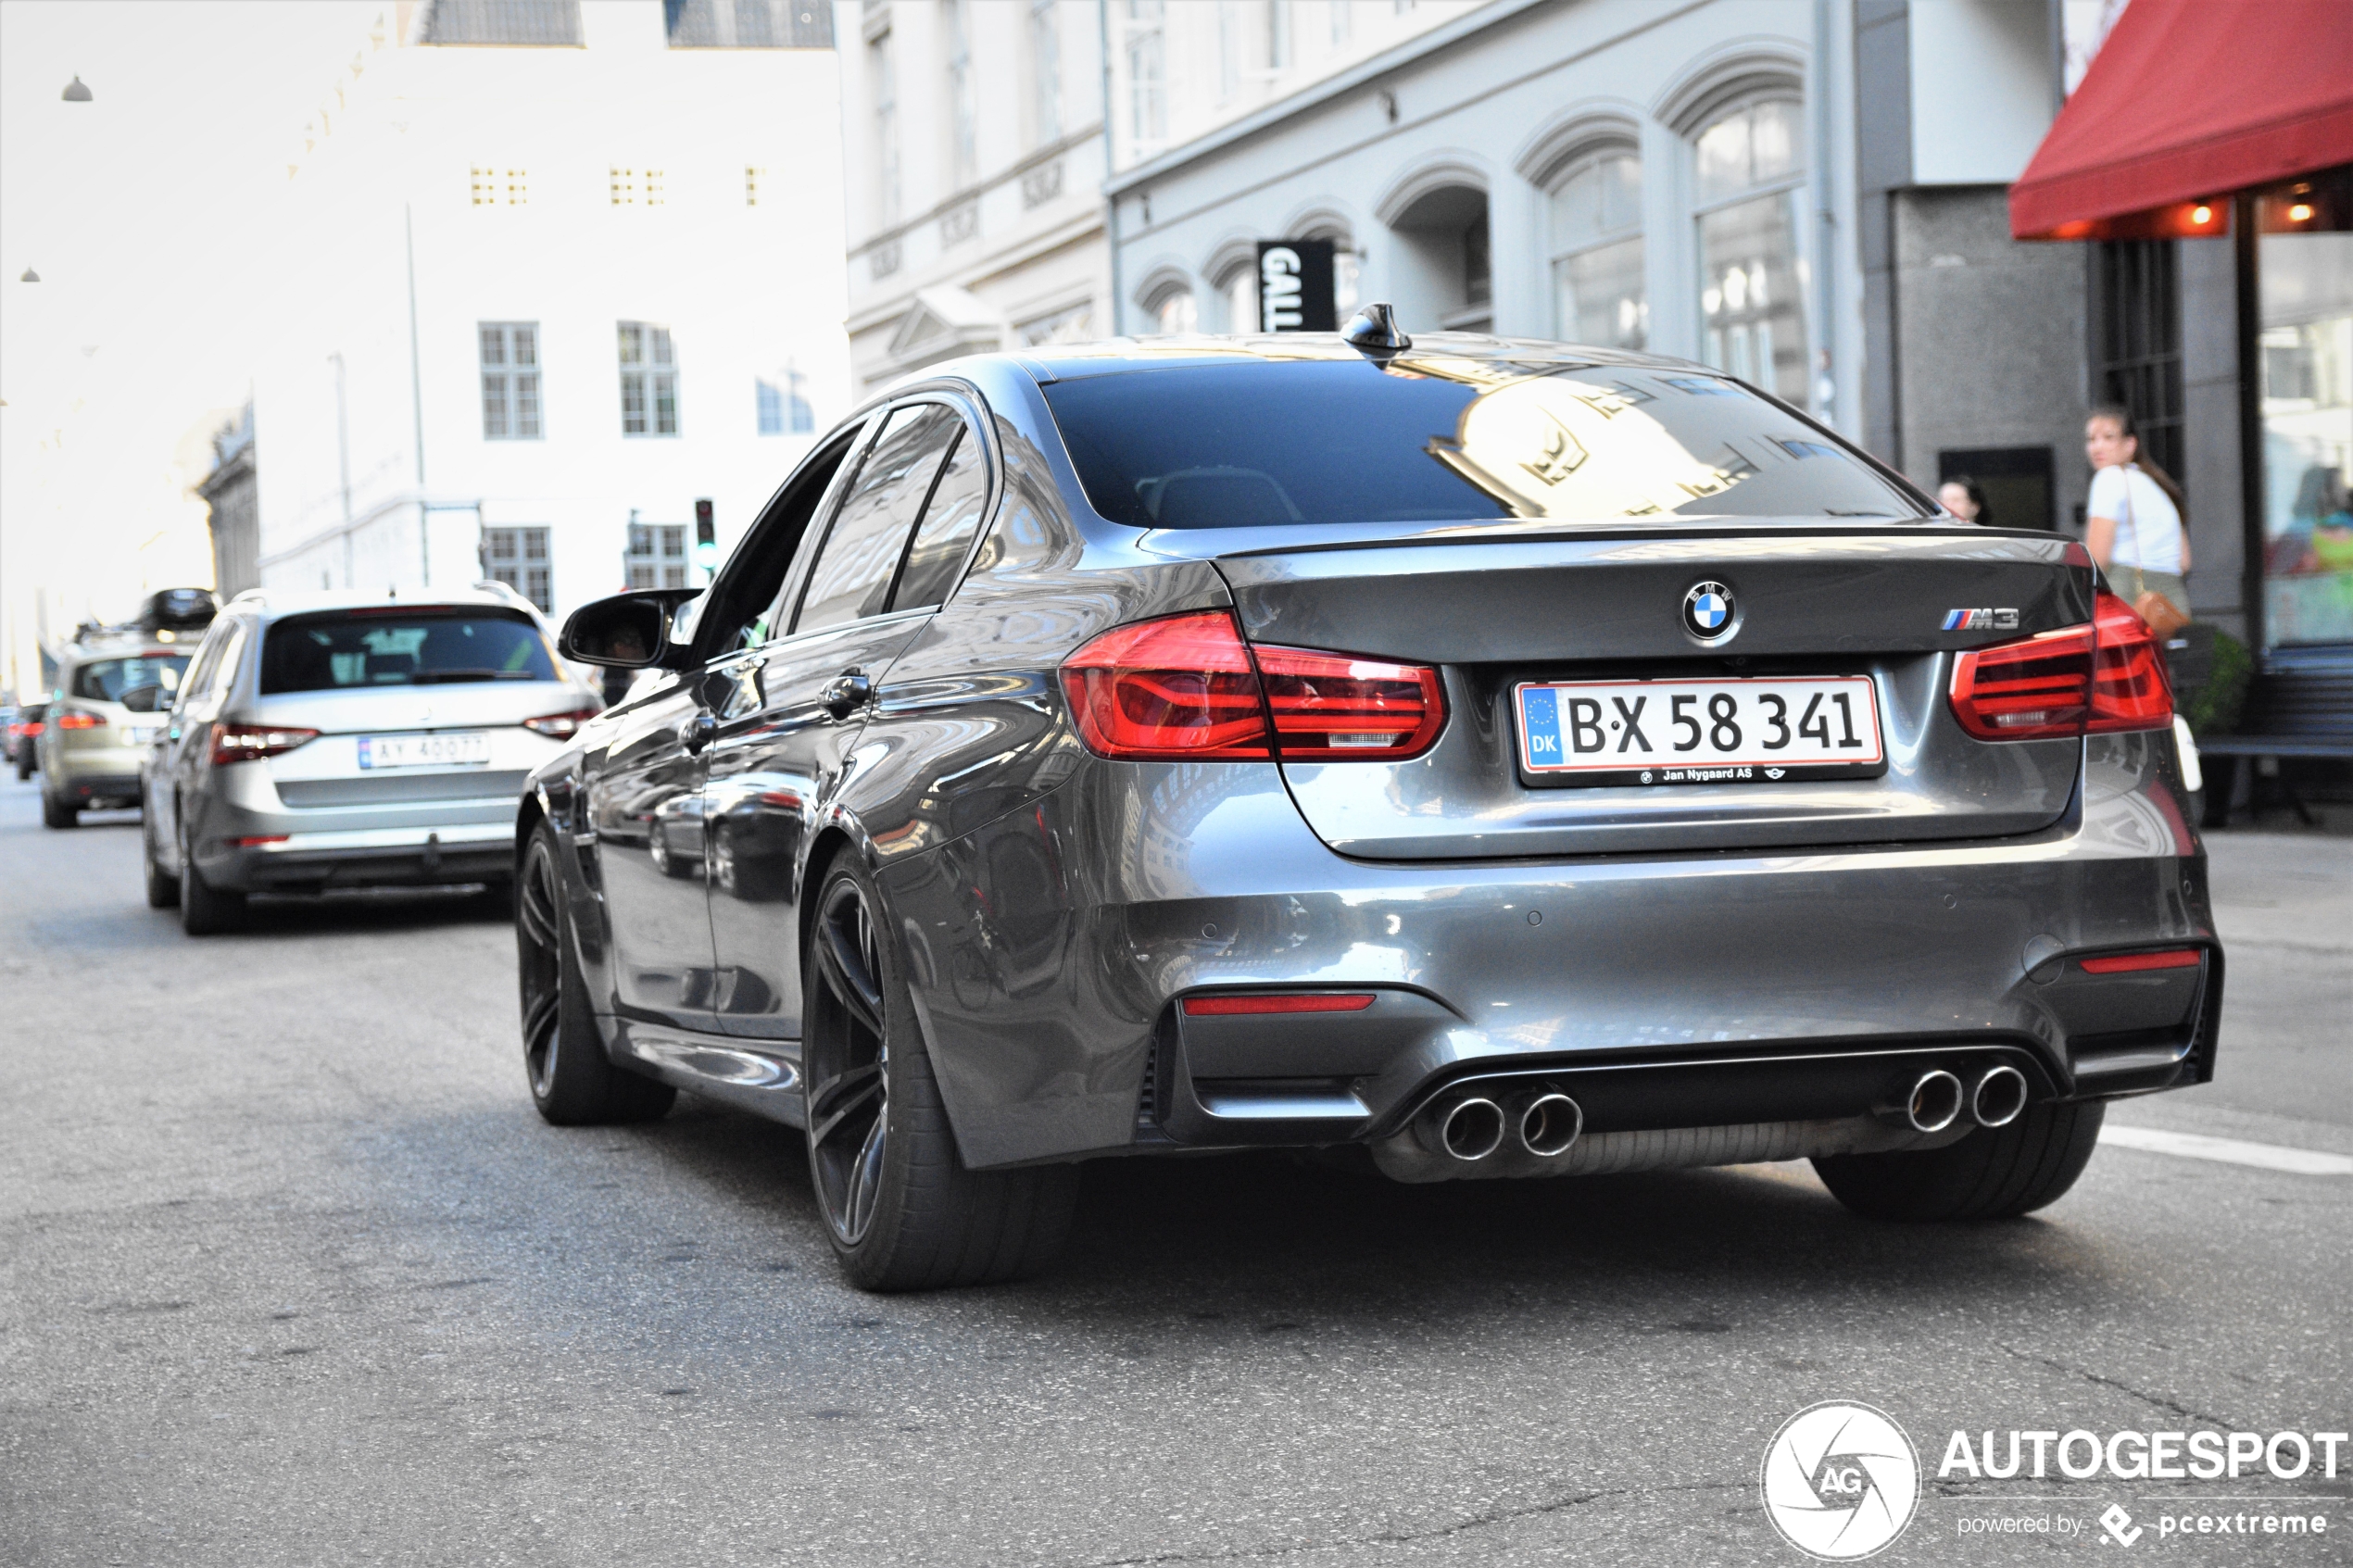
1548,150,1645,350
1692,97,1807,404
2092,239,2183,483
2257,196,2353,647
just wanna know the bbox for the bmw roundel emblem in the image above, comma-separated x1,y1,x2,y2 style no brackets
1683,581,1737,642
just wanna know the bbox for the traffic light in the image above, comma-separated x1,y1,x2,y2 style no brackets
694,498,716,580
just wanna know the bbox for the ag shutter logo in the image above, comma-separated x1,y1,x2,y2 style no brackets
1762,1401,1922,1561
1684,580,1737,642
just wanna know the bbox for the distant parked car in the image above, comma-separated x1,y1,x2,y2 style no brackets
5,702,40,777
37,641,193,825
140,584,603,933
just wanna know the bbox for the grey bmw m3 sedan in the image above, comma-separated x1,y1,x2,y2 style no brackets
517,313,2218,1291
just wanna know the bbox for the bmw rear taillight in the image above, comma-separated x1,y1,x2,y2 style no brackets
1059,610,1446,762
54,709,106,731
1949,589,2171,742
522,707,600,739
210,722,319,766
2086,588,2174,733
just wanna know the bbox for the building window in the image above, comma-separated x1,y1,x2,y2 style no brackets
1028,0,1062,146
1223,266,1257,332
1145,285,1197,335
625,521,689,589
945,0,977,189
1329,0,1350,47
422,0,582,45
2093,240,2183,483
479,322,543,440
1267,0,1291,70
870,27,900,224
1692,96,1807,404
1126,1,1166,145
1549,151,1645,350
757,366,814,435
471,165,527,206
618,322,678,436
664,0,837,47
610,166,665,206
1018,301,1093,345
745,166,765,206
483,526,552,611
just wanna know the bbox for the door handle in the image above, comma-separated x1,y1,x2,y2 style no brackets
820,669,873,720
678,713,718,755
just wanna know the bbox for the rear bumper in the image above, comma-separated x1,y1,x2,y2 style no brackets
880,729,2219,1170
194,820,515,893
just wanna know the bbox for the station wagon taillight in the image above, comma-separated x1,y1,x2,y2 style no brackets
1059,610,1445,762
210,722,319,766
54,709,105,731
1948,589,2172,742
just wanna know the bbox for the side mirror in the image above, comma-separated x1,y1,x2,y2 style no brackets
560,589,699,670
120,684,166,713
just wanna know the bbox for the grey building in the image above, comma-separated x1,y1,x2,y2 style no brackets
197,403,259,598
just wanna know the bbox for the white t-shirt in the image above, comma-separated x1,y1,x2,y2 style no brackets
2088,463,2184,575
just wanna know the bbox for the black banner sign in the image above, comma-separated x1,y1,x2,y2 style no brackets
1256,239,1337,332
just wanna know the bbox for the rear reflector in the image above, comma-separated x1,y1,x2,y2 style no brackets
1181,993,1378,1016
210,722,320,766
2080,948,2203,974
1060,610,1445,762
1948,588,2172,742
229,835,290,847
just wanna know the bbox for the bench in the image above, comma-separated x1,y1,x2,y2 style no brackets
2194,645,2353,825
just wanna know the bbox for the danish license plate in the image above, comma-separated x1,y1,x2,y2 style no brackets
1515,676,1886,787
357,731,491,770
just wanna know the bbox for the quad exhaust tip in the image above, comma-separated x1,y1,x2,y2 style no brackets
1972,1065,2029,1128
1903,1070,1966,1134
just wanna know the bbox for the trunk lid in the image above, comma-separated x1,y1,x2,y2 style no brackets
1217,528,2093,859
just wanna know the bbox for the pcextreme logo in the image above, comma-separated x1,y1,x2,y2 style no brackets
1762,1401,1922,1561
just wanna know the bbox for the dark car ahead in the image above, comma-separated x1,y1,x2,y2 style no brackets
516,318,2217,1291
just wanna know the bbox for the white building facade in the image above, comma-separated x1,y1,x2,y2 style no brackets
254,0,850,623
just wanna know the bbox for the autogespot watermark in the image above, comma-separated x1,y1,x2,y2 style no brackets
1761,1406,2347,1559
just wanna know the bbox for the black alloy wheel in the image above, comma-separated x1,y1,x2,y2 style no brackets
799,852,1078,1290
517,823,674,1125
805,872,892,1247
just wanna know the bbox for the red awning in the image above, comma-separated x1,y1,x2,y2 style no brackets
2010,0,2353,240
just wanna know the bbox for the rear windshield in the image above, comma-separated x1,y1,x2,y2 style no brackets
1040,358,1925,527
260,610,559,695
71,655,191,703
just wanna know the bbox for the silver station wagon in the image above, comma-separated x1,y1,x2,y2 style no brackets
144,584,602,933
517,313,2221,1291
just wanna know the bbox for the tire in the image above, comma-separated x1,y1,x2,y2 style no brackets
177,817,245,935
1813,1099,2106,1222
801,849,1078,1291
143,813,180,909
14,754,31,781
41,791,78,829
518,823,674,1126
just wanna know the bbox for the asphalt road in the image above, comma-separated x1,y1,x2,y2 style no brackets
3,772,2347,1568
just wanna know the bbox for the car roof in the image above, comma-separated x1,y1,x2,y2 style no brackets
1006,330,1700,384
222,583,546,623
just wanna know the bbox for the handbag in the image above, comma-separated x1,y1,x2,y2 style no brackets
2115,564,2191,636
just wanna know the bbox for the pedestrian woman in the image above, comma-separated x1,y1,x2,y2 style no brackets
1938,477,1990,525
2084,404,2190,626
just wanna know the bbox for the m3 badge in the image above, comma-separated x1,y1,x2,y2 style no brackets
1942,608,2020,631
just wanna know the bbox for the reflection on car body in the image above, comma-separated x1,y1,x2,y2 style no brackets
513,318,2221,1292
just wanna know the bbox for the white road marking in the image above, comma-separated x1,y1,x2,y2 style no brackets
2100,1123,2353,1176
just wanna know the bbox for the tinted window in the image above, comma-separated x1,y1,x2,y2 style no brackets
259,611,558,694
890,424,988,612
1040,358,1924,527
796,405,960,633
71,655,192,702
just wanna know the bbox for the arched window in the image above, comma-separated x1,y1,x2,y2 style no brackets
1144,285,1198,335
1691,96,1806,401
1548,149,1644,349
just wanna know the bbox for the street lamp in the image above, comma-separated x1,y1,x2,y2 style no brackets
61,76,92,102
